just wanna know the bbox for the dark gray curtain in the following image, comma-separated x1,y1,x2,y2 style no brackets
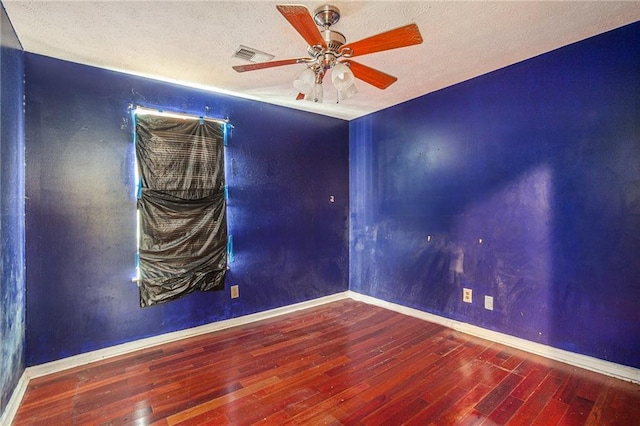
135,113,227,307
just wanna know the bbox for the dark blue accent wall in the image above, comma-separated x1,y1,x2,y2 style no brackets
350,22,640,368
19,18,640,372
24,54,349,366
0,3,25,415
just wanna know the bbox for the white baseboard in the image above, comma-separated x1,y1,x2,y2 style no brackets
1,292,350,425
348,291,640,384
4,289,638,425
0,371,28,426
26,291,351,379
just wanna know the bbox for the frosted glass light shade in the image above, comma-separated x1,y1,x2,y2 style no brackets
331,62,355,90
293,68,316,95
306,82,323,103
337,83,358,102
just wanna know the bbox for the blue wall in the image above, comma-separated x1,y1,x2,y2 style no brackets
0,3,25,415
350,22,640,368
19,19,640,371
24,54,349,366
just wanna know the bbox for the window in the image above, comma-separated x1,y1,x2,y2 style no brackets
133,107,228,307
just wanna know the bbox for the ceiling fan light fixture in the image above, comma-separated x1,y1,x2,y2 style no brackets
337,82,358,103
293,68,316,95
331,61,355,90
305,82,324,103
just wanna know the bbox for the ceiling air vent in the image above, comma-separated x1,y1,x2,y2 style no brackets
233,45,275,63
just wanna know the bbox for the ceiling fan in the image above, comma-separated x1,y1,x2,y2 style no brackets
232,4,423,103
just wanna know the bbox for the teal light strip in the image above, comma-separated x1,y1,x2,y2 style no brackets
227,235,235,263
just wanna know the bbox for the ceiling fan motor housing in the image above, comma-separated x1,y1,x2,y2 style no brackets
307,28,348,69
324,30,346,51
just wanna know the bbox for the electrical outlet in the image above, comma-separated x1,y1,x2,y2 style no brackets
463,288,472,303
484,295,494,311
230,285,239,299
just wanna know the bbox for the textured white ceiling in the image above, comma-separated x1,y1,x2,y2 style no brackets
4,1,640,120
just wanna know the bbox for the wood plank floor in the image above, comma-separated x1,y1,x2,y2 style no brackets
13,300,640,425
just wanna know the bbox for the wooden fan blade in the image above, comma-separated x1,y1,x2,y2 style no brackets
343,60,397,89
276,5,327,48
232,58,303,72
341,23,423,57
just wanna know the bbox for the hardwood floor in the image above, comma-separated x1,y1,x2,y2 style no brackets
13,300,640,425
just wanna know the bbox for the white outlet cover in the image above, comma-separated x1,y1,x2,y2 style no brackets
463,288,472,303
485,295,494,310
230,285,239,298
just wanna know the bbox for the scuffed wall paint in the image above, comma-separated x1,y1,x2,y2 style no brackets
0,2,26,416
24,54,349,366
350,22,640,368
